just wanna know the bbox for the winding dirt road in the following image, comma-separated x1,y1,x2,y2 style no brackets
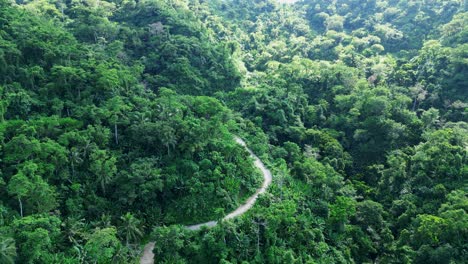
140,136,272,264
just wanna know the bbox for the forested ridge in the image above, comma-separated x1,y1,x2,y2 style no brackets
0,0,466,263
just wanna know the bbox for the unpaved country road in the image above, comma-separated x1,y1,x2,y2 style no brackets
140,136,272,264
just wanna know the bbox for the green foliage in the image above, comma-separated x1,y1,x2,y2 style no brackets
0,1,262,262
84,227,121,263
0,0,465,263
119,212,143,245
0,237,16,264
11,214,61,263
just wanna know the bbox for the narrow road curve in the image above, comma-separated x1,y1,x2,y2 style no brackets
140,136,272,264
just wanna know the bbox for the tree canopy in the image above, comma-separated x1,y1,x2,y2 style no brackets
0,0,466,263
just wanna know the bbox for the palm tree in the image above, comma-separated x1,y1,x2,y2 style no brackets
97,171,113,195
0,237,17,264
89,149,116,194
63,217,87,246
92,214,112,229
119,213,143,246
105,96,130,145
69,147,83,179
160,125,177,155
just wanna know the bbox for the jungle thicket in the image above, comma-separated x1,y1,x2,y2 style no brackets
0,0,466,263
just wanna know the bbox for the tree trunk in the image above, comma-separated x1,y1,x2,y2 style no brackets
412,98,418,111
18,197,23,217
114,123,119,145
71,161,75,178
279,177,284,200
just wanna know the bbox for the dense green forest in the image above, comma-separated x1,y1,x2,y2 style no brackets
0,0,466,263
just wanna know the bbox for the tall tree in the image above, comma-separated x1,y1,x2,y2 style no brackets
89,149,117,194
119,212,143,246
